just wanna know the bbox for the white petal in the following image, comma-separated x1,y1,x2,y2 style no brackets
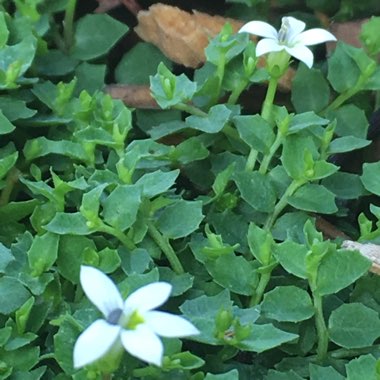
295,29,337,46
121,325,163,366
145,311,200,338
284,16,306,42
285,45,314,68
239,21,278,39
256,38,284,56
124,282,172,313
73,319,121,368
80,266,123,317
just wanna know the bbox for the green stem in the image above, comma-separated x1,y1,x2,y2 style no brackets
322,74,369,114
227,79,249,105
313,292,329,363
175,103,208,117
250,272,271,306
264,179,305,231
147,221,184,274
259,130,283,174
0,168,19,206
63,0,77,51
261,76,278,121
98,224,136,251
329,345,380,359
245,149,258,171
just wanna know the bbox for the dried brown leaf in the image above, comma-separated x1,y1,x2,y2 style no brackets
105,84,157,108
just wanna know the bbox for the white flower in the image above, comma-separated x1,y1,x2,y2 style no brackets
73,266,199,368
239,16,336,68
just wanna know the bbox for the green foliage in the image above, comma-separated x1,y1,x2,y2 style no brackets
0,2,380,379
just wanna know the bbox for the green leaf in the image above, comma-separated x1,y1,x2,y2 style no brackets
205,370,239,379
120,247,153,275
241,323,298,352
205,254,258,296
0,277,30,314
0,96,36,121
27,232,59,276
45,212,92,235
247,223,274,265
98,247,121,273
171,137,209,164
361,162,380,196
180,290,233,345
288,112,329,134
23,137,89,162
0,143,18,180
288,184,337,214
309,365,345,380
328,104,368,139
72,14,128,60
0,109,16,135
261,286,314,322
291,65,330,113
156,200,204,239
316,249,371,296
322,172,365,199
327,42,361,93
265,370,305,380
329,304,380,348
135,169,180,198
234,171,276,213
328,136,371,154
186,105,231,133
57,235,96,283
158,267,194,296
234,114,275,154
0,346,39,372
35,49,78,76
150,62,197,109
102,185,142,231
0,12,9,48
115,42,172,85
273,240,308,279
346,354,377,380
75,62,106,95
0,243,14,273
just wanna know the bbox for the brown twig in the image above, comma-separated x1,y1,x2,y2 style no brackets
121,0,142,15
105,84,158,109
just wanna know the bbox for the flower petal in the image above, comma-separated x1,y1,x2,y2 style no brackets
239,21,278,39
295,28,337,46
256,38,284,56
124,282,172,313
285,45,314,68
121,325,163,366
73,319,121,368
80,266,123,317
284,16,306,43
145,311,200,337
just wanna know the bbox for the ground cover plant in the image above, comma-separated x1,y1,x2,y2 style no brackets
2,0,380,378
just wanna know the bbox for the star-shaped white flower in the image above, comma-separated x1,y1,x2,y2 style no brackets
239,16,336,68
73,266,199,368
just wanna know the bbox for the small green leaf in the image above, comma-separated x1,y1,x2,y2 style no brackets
328,136,371,154
135,170,179,198
316,249,371,296
0,277,30,314
329,304,380,348
0,109,15,134
234,114,275,153
45,212,92,235
205,370,239,379
72,14,128,60
234,171,276,213
186,104,231,133
261,286,314,322
322,172,365,199
292,64,330,113
346,354,377,380
309,364,345,380
273,240,308,279
361,162,380,196
27,232,59,276
102,185,142,231
288,112,329,134
288,184,337,214
156,200,204,239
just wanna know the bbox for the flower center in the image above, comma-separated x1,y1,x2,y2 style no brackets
278,17,291,44
107,308,123,325
126,310,145,329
